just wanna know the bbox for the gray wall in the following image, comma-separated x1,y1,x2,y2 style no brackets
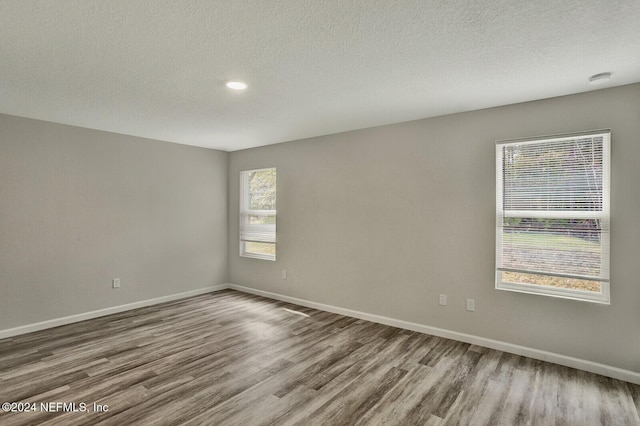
229,83,640,373
0,114,228,329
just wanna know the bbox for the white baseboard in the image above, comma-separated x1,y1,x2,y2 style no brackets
0,284,230,340
229,284,640,385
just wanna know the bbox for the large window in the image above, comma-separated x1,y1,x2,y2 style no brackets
496,130,610,303
240,167,276,261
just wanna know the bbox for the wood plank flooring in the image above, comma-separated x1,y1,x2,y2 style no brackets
0,289,638,425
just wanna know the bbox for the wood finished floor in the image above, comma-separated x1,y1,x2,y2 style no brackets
0,290,638,426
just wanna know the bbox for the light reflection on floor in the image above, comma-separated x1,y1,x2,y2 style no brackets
282,308,310,318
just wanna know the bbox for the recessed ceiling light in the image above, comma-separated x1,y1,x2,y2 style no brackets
589,72,612,85
226,81,247,91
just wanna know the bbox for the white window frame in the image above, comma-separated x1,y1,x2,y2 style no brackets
240,167,276,261
495,130,610,304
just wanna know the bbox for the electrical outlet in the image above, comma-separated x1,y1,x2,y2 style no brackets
466,298,475,311
282,270,287,280
439,294,447,306
112,278,120,289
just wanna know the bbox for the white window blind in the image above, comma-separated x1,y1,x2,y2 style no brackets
496,130,610,303
240,168,276,260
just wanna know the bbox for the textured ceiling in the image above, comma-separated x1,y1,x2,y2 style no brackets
1,1,639,151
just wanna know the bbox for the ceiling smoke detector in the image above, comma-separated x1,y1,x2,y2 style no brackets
589,72,612,85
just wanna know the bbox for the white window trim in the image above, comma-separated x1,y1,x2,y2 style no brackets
495,130,610,304
240,167,276,261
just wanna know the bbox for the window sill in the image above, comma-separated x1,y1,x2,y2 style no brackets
496,281,610,304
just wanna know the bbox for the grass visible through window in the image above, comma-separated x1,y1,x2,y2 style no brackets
502,233,602,292
502,232,600,251
246,242,276,256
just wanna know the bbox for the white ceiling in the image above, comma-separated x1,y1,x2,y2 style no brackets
1,1,639,151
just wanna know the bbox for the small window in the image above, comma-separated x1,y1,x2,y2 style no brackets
240,168,276,260
496,130,610,303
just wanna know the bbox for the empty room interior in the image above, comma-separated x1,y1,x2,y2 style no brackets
1,1,639,425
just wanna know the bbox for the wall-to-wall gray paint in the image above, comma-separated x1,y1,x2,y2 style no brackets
229,84,640,373
0,114,228,329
